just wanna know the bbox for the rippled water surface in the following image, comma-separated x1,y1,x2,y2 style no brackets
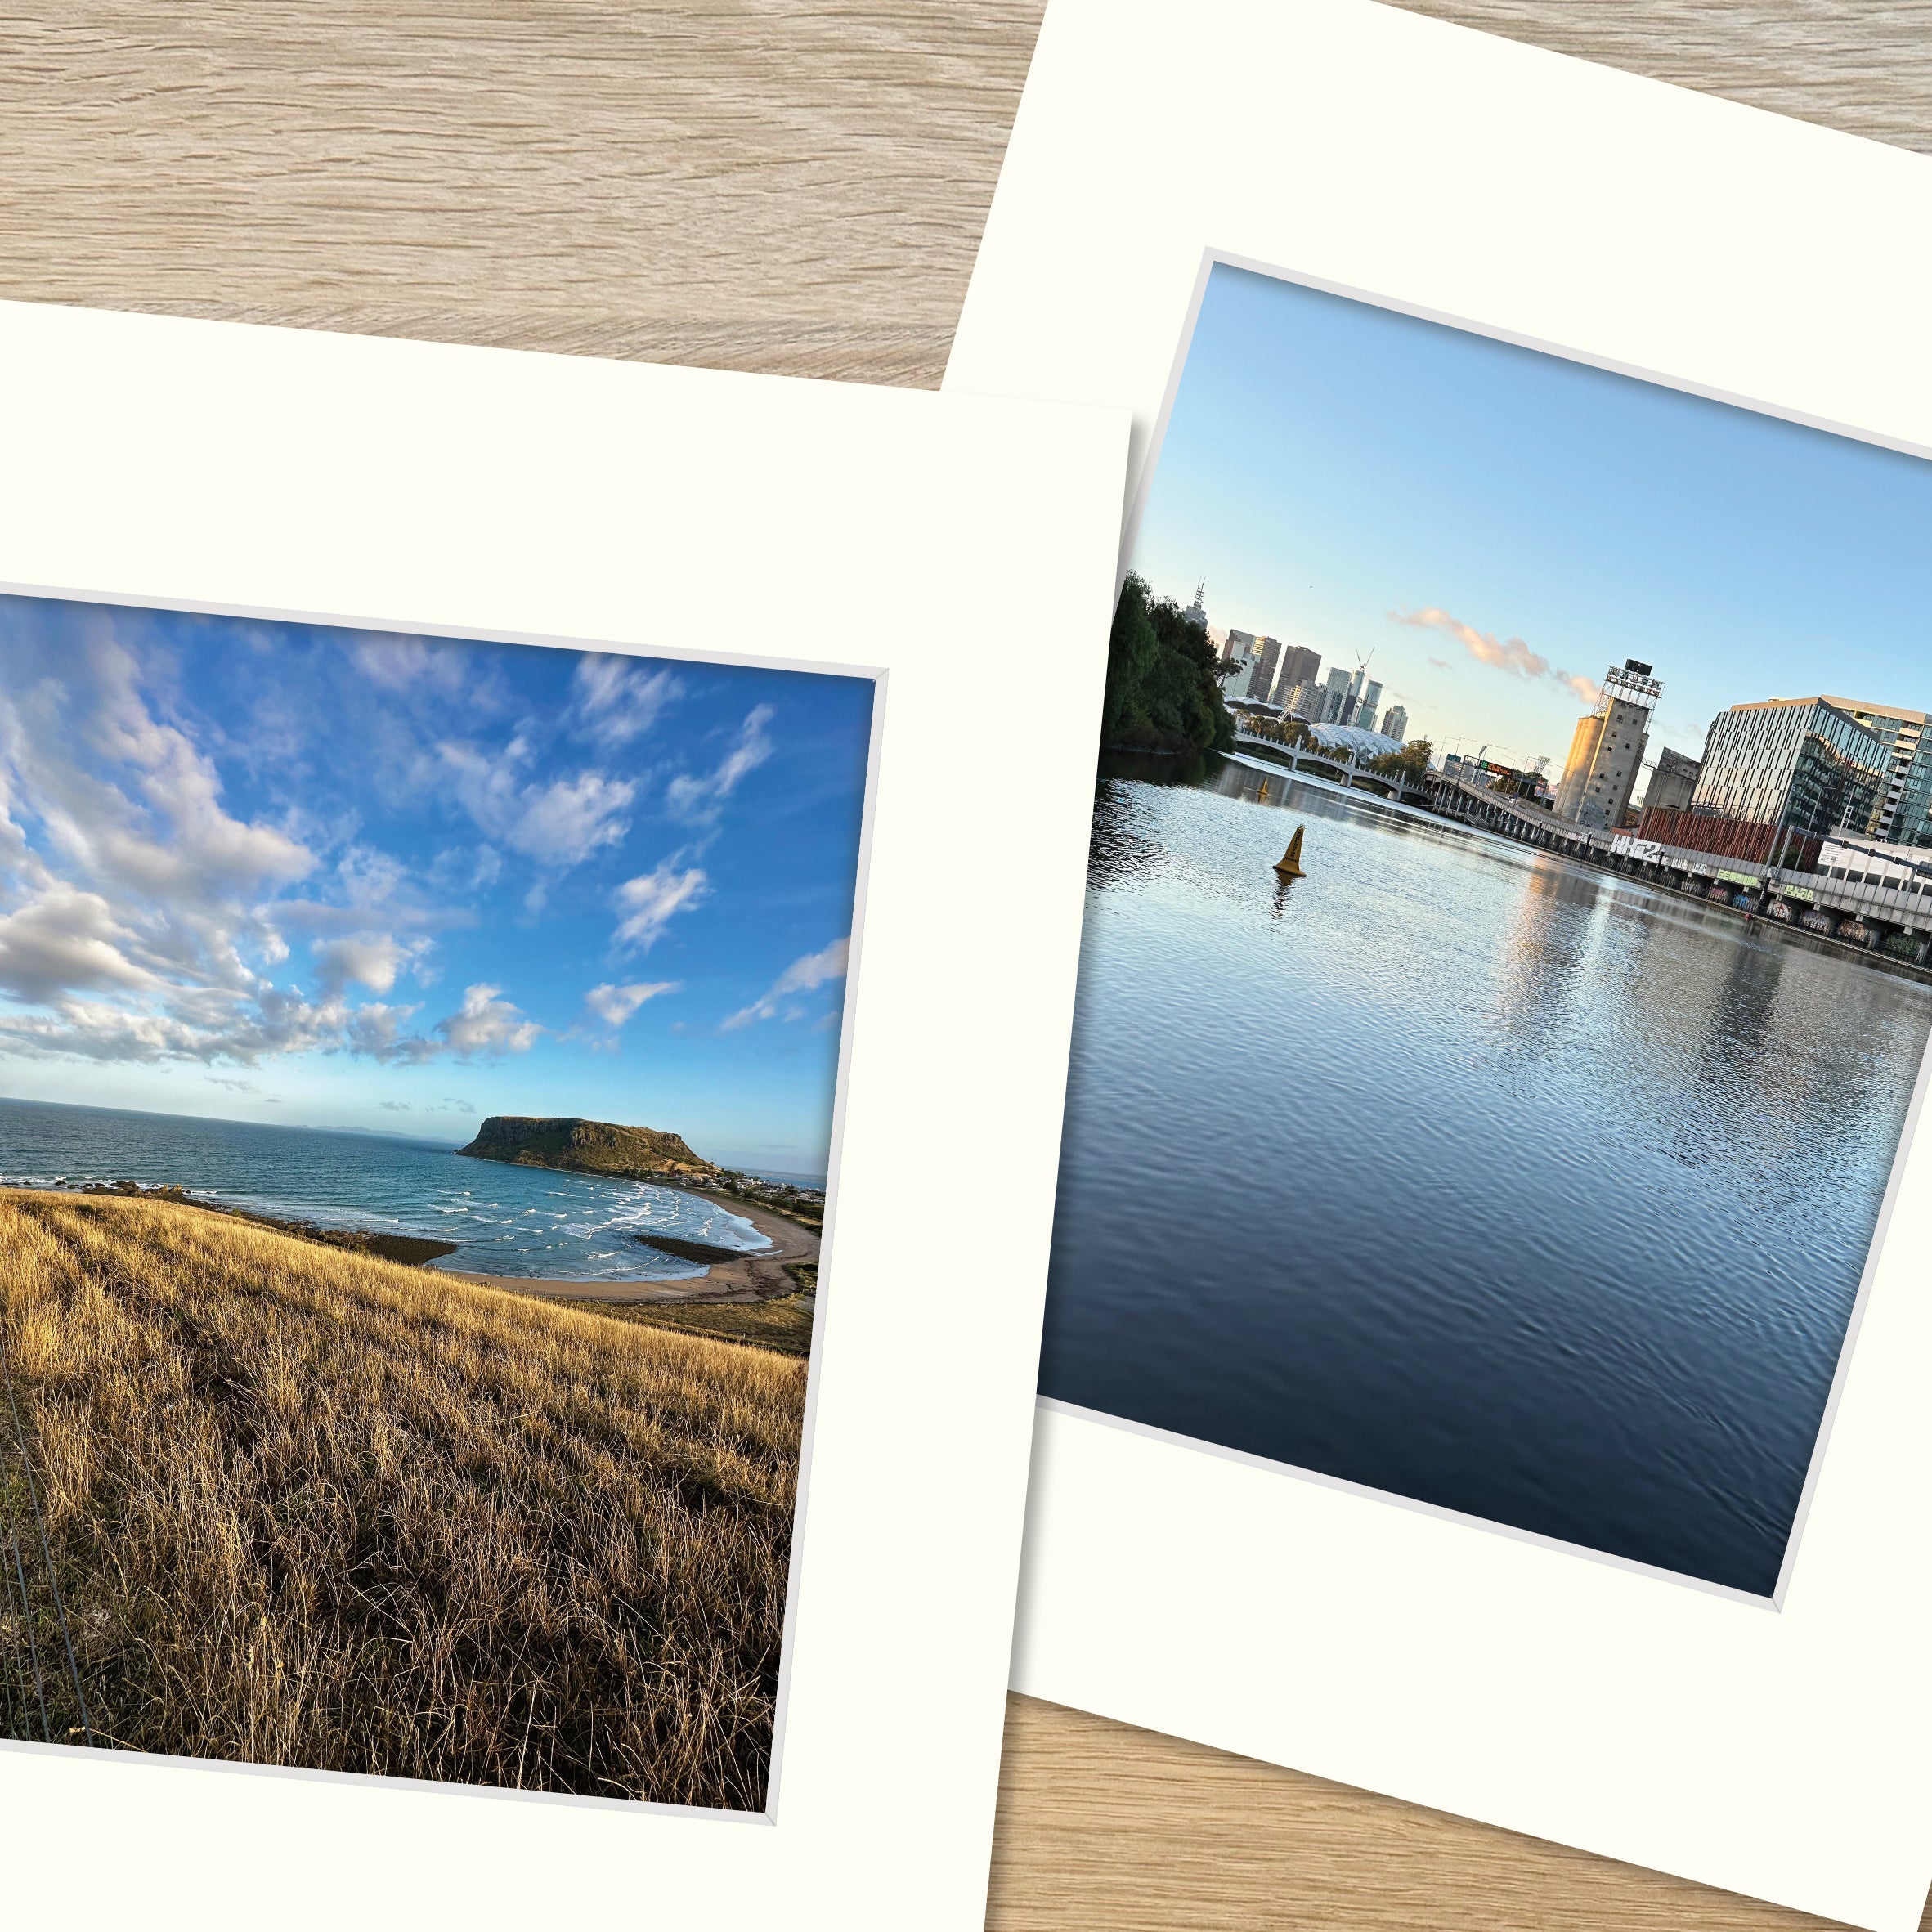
0,1098,768,1282
1047,754,1932,1594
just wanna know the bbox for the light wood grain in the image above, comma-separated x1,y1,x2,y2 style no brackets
1396,0,1932,155
0,3,1925,1927
990,1695,1853,1931
0,1,1047,383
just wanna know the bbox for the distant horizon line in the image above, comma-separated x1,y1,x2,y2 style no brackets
0,1092,827,1184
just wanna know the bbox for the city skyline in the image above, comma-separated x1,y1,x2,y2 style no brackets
0,594,873,1173
1137,264,1932,777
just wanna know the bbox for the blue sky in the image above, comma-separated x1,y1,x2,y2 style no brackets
1135,264,1932,774
0,594,873,1174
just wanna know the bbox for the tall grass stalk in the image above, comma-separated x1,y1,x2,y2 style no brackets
0,1190,805,1808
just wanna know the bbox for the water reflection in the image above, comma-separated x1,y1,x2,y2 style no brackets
1048,755,1932,1593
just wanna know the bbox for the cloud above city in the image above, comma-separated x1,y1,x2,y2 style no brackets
1389,607,1603,710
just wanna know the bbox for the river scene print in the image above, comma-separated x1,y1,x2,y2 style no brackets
1056,263,1932,1595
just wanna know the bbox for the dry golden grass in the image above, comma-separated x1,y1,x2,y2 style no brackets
0,1189,805,1808
571,1290,817,1360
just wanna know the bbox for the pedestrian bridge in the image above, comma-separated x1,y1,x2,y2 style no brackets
1229,725,1429,805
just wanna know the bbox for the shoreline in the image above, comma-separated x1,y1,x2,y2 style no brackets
20,1172,818,1311
54,1181,461,1266
437,1190,819,1307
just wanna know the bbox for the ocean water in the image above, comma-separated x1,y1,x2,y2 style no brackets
1046,754,1932,1595
0,1096,770,1282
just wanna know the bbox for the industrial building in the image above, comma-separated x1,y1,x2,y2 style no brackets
1641,745,1701,816
1553,661,1662,831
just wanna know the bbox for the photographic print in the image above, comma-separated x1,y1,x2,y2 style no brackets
0,591,872,1806
1051,259,1932,1598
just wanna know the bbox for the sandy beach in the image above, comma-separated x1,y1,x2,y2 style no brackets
438,1190,819,1305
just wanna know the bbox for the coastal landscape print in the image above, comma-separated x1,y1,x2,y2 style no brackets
0,592,872,1804
1052,262,1932,1596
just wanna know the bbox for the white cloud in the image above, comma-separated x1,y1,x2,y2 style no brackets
571,656,680,747
665,706,773,823
433,982,542,1059
612,861,709,949
0,622,318,1026
583,980,678,1027
1390,607,1603,710
437,742,635,867
349,635,478,698
337,845,407,908
311,932,428,998
509,772,636,866
0,888,155,1003
722,937,850,1030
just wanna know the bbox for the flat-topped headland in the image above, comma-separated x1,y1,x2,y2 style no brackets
453,1114,720,1181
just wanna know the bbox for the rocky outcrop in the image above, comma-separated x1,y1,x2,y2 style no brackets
454,1115,720,1182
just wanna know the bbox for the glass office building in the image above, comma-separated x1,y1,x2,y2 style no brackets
1638,697,1885,870
1889,742,1932,849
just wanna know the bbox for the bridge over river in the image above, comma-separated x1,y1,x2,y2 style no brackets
1226,728,1932,978
1229,724,1432,805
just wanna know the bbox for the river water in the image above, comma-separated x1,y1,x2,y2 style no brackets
0,1097,769,1282
1045,753,1932,1594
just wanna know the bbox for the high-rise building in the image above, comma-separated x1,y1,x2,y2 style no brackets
1642,746,1702,815
1320,666,1351,724
1221,628,1258,697
1891,743,1932,849
1277,644,1320,700
1638,697,1885,869
1380,704,1409,742
1819,697,1929,840
1180,582,1208,633
1245,636,1284,703
1553,660,1663,830
1284,680,1321,720
1326,667,1383,728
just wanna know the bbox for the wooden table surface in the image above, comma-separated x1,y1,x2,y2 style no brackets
2,4,1926,1925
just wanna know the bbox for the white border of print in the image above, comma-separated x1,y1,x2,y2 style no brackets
945,4,1932,1928
0,298,1127,1932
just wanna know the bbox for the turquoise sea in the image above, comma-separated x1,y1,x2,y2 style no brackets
0,1096,772,1282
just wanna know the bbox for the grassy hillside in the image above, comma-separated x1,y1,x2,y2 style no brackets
0,1190,804,1808
576,1285,817,1360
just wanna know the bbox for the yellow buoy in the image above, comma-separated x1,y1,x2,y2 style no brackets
1273,826,1307,878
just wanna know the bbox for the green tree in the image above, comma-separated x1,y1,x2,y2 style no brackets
1100,573,1235,758
1368,737,1433,782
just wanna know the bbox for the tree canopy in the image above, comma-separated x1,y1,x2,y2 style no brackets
1100,574,1235,759
1369,738,1433,781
